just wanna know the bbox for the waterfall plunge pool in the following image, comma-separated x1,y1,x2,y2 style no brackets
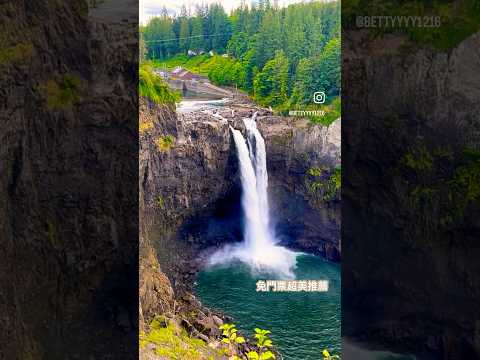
195,254,341,360
195,116,342,359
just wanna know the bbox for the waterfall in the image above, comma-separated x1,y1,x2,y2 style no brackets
210,113,296,276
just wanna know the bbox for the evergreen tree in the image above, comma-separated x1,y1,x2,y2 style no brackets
254,50,289,105
190,16,204,51
312,37,341,98
291,58,313,104
254,9,282,68
179,6,190,53
210,4,232,54
141,1,341,109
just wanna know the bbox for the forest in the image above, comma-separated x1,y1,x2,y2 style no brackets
140,1,340,116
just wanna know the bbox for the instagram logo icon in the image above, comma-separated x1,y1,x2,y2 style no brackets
313,91,326,104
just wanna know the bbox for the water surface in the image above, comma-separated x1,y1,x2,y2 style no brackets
195,254,341,360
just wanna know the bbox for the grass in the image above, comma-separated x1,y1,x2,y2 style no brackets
151,54,216,75
295,97,341,127
140,318,221,360
139,62,180,105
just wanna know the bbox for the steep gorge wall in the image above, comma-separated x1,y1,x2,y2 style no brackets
139,99,238,326
259,116,341,261
342,31,480,358
0,1,138,358
139,100,342,304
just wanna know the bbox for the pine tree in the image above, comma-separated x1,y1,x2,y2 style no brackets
254,50,289,105
190,16,204,52
179,6,190,53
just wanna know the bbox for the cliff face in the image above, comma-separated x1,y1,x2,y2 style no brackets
139,98,237,330
139,99,341,305
259,116,341,261
0,1,138,358
342,31,480,358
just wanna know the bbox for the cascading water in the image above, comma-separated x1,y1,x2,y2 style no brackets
210,113,297,276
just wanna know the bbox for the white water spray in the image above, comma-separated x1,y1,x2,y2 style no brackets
210,113,297,276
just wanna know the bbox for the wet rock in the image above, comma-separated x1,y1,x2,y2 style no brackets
212,315,224,327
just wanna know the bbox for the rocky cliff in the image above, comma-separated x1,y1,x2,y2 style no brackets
139,97,341,327
0,1,138,358
342,30,480,359
139,97,341,357
259,116,341,261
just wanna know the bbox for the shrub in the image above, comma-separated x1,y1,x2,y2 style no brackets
139,63,180,105
44,74,84,110
155,135,175,152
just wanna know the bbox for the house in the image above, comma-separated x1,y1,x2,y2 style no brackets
170,67,201,81
209,50,215,57
171,66,184,75
187,50,197,56
154,70,169,80
222,53,229,58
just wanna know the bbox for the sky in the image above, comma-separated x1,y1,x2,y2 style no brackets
140,0,309,24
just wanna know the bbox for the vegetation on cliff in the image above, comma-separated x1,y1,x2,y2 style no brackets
140,317,224,359
43,74,85,110
139,63,180,106
399,145,480,237
343,0,480,50
307,166,342,202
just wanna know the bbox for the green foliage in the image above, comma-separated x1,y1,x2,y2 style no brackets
246,328,275,360
307,166,341,202
253,51,289,106
247,350,276,360
155,195,165,209
140,318,222,360
322,349,341,359
153,54,214,75
139,63,180,105
313,38,341,99
219,323,246,345
331,167,342,191
0,42,34,66
155,135,175,152
308,167,323,177
141,3,231,58
44,74,84,110
343,0,480,50
403,144,433,173
142,1,341,113
400,144,480,235
448,147,480,214
253,328,273,349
